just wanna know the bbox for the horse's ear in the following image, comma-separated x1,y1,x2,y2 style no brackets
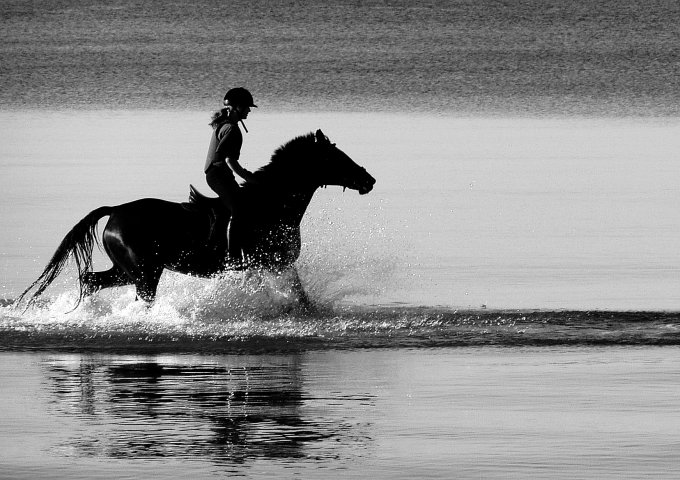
315,129,325,143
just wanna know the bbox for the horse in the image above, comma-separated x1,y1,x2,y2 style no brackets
17,129,376,310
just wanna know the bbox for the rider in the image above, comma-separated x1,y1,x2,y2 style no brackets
204,87,258,265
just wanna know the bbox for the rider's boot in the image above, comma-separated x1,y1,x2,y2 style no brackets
225,220,247,270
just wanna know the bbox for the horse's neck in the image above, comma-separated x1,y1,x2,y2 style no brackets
282,188,317,223
246,139,319,224
244,183,317,226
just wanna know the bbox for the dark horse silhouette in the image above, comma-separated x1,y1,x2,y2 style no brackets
17,130,376,310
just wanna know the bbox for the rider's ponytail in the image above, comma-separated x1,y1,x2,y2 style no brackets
209,107,231,129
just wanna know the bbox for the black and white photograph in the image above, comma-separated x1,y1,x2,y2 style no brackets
1,1,679,478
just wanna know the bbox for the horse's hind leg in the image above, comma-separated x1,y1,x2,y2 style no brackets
108,256,163,302
82,266,131,296
134,266,164,303
103,237,163,303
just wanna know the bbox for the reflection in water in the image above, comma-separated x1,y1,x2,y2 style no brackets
44,356,372,464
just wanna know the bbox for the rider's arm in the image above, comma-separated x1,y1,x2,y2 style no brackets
226,156,258,183
215,124,258,184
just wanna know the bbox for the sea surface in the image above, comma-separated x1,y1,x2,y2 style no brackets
2,0,680,478
1,0,679,115
2,110,679,479
2,111,678,313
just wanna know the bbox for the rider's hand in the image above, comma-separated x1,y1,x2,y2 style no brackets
243,171,261,185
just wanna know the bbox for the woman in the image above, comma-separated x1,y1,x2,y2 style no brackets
204,87,258,265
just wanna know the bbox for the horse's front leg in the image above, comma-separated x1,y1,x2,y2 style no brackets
241,266,265,291
286,265,315,313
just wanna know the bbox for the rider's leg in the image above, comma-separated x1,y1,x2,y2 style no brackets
226,206,243,263
206,168,243,263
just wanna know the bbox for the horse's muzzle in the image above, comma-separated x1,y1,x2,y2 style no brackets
355,169,376,195
358,182,374,195
337,167,375,195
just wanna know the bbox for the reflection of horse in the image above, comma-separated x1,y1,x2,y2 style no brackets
46,359,312,461
18,130,375,309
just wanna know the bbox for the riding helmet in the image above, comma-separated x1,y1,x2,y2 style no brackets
223,87,257,108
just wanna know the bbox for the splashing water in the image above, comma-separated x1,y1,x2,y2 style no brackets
3,273,680,353
3,200,680,352
0,218,407,352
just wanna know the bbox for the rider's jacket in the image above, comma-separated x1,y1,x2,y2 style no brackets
204,120,243,174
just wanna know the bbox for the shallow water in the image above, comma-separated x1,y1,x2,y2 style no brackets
1,109,679,478
2,347,680,479
1,111,679,310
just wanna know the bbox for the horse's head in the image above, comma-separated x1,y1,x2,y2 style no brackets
253,130,376,195
312,130,375,195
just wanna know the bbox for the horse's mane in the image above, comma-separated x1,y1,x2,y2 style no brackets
250,132,316,184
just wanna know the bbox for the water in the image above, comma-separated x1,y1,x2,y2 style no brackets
1,0,679,115
3,348,680,479
2,112,679,480
2,112,678,311
2,0,680,478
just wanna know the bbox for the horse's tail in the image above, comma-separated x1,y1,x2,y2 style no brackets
16,206,113,309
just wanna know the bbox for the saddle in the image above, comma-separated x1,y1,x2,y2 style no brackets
182,185,230,249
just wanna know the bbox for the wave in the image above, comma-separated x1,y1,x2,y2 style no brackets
2,269,679,352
